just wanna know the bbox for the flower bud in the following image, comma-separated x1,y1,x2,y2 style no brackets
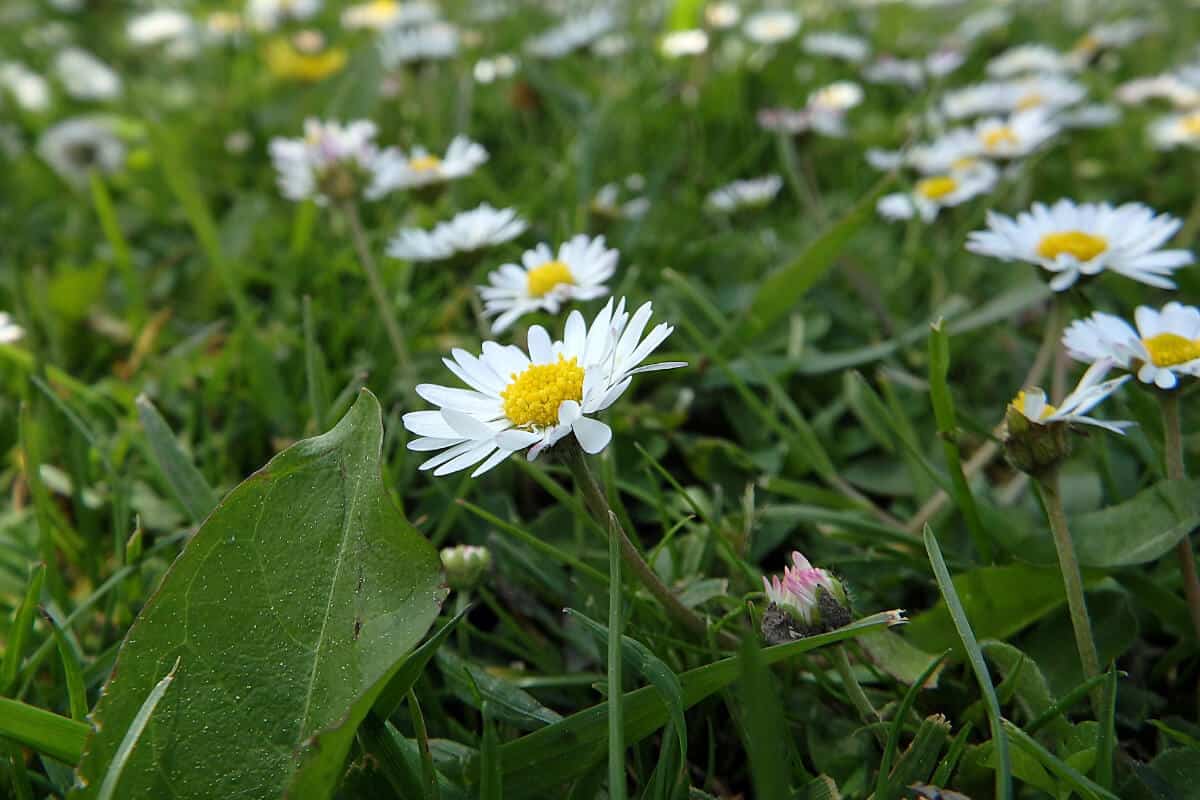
761,551,852,642
440,544,491,592
1003,394,1071,477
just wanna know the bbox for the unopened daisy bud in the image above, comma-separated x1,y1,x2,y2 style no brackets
761,551,851,642
440,544,491,591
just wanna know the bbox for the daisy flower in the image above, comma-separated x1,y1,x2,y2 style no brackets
1008,360,1132,435
762,551,849,630
590,175,649,221
473,55,519,84
743,10,801,46
704,3,740,29
862,56,925,89
0,312,24,344
341,0,437,31
967,200,1194,291
127,9,194,47
480,235,618,333
907,129,983,174
0,62,51,112
373,136,487,192
247,0,321,31
53,47,121,101
525,8,616,59
972,109,1060,159
402,298,686,476
1149,110,1200,150
387,204,527,262
801,31,869,64
38,117,125,187
660,29,709,59
378,21,460,67
705,175,782,213
877,163,998,222
1116,74,1200,108
986,44,1080,78
1064,303,1200,390
269,118,392,203
942,76,1085,119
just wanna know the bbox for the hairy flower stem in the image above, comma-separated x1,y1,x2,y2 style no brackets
1160,392,1200,639
341,200,411,373
562,443,736,648
1037,470,1102,711
831,645,884,746
607,510,626,800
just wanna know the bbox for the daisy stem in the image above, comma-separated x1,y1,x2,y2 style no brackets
562,443,737,648
340,200,411,374
607,507,626,800
1160,392,1200,639
1036,470,1102,712
831,644,884,746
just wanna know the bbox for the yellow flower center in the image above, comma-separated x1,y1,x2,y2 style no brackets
1073,34,1099,54
951,156,979,171
1011,391,1056,420
1180,112,1200,137
982,126,1019,150
525,260,575,297
916,176,958,200
408,154,442,172
1143,333,1200,368
1036,230,1108,262
1016,92,1044,110
501,356,585,428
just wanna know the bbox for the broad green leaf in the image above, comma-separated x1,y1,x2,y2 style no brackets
136,395,219,524
0,697,88,765
981,642,1070,743
904,563,1101,654
465,612,900,798
858,630,943,688
988,480,1200,568
72,390,445,799
728,174,891,348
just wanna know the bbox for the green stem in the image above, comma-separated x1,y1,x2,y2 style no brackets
340,200,410,373
1037,471,1102,710
561,443,735,647
607,509,626,800
831,644,884,746
1160,392,1200,639
89,170,144,322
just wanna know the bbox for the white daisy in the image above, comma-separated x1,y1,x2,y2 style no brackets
0,62,51,112
1064,303,1200,390
705,175,782,213
863,56,925,89
954,8,1010,42
591,176,649,221
802,31,869,64
525,8,616,59
373,136,487,192
972,109,1060,159
403,297,686,476
1057,104,1121,129
480,235,618,333
865,147,906,171
53,47,121,101
906,129,984,174
967,200,1195,291
942,76,1086,120
127,9,194,47
986,44,1080,78
660,29,709,58
378,21,459,67
473,54,519,84
1008,360,1132,435
37,116,125,187
743,10,801,46
1149,110,1200,150
247,0,321,31
269,118,393,203
387,204,527,262
877,163,998,222
0,312,24,344
341,0,438,31
1074,19,1155,56
1116,74,1200,108
704,2,740,29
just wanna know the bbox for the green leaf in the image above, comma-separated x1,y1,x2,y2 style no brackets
739,636,791,800
468,612,900,798
135,395,219,524
373,606,472,719
858,630,943,688
96,660,179,800
2,563,45,694
904,563,1096,654
437,649,564,731
727,174,892,348
0,697,89,765
1003,720,1119,800
72,390,445,799
923,526,1012,800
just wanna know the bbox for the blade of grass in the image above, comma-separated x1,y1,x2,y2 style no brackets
876,651,948,800
0,697,88,764
2,563,45,695
41,610,88,722
923,525,1010,800
1096,666,1118,791
135,394,218,523
96,658,180,800
1002,720,1118,800
607,518,627,800
740,635,791,799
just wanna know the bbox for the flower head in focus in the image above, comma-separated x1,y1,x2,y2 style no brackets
967,199,1194,291
480,235,618,333
1064,303,1200,390
761,551,850,642
403,298,685,476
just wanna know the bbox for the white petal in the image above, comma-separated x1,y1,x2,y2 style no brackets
572,416,612,454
